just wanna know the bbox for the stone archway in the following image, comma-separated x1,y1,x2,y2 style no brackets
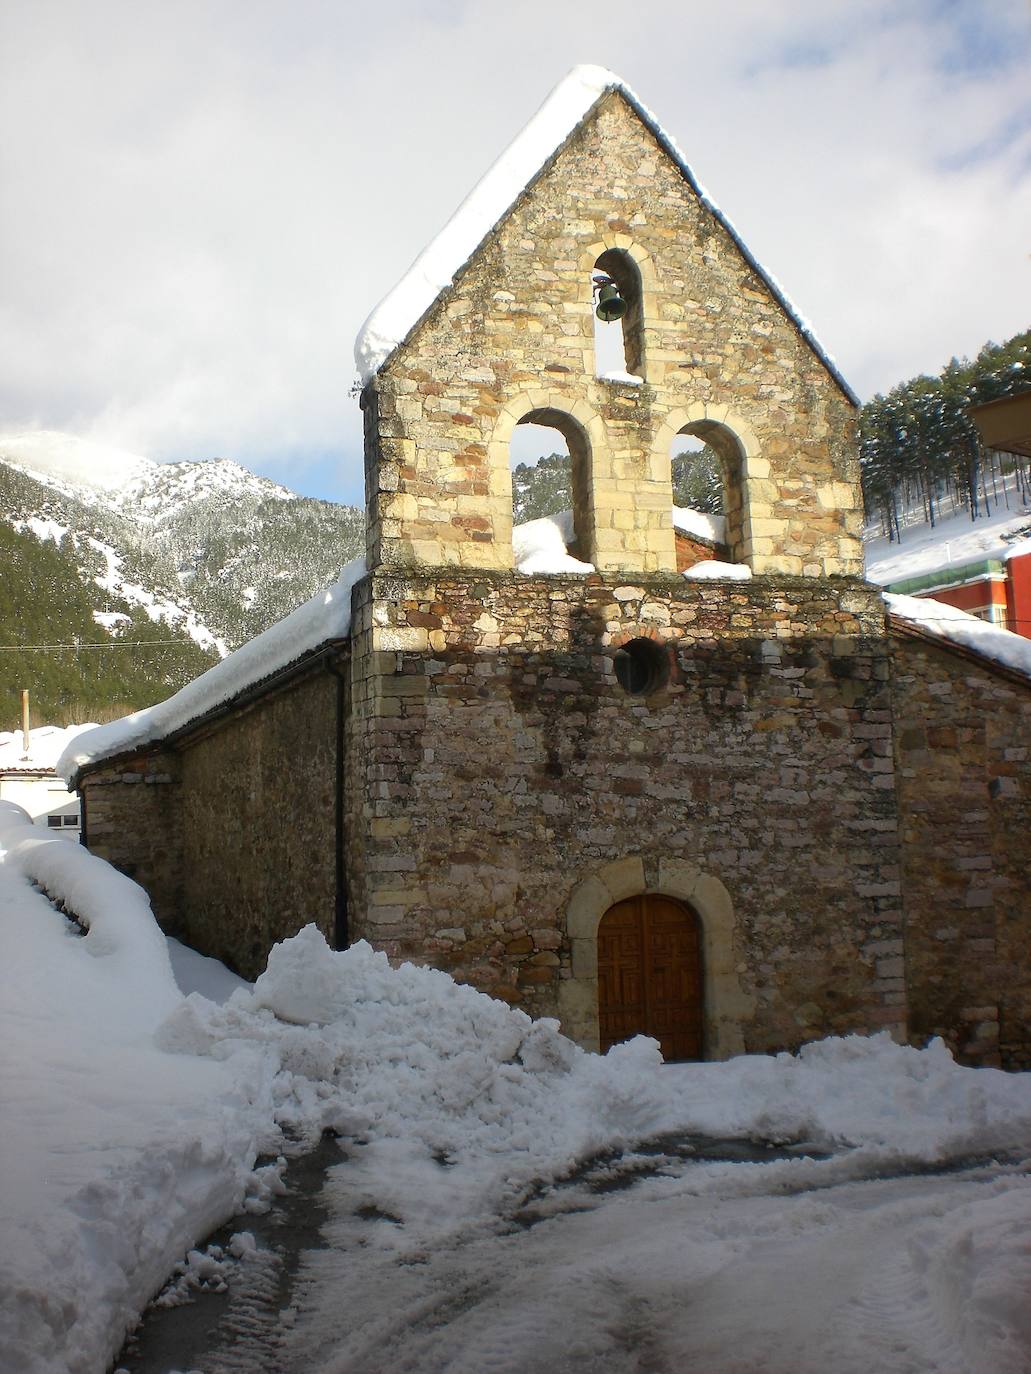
558,854,755,1057
653,404,775,573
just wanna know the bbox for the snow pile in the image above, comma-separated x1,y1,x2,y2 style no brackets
57,557,366,784
0,849,267,1374
512,510,594,575
0,801,179,1019
166,935,251,1004
354,66,852,399
672,505,726,545
0,722,97,771
161,928,1031,1227
885,591,1031,679
684,559,752,581
5,892,1031,1374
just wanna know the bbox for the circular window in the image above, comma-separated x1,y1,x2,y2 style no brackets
613,638,669,696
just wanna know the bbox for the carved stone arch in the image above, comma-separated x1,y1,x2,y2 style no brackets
557,854,754,1058
655,404,773,570
489,392,607,562
580,237,658,383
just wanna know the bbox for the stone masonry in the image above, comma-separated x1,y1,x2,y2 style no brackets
83,665,340,979
363,91,864,580
892,630,1031,1068
345,568,905,1055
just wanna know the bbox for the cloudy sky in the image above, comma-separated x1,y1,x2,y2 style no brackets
1,0,1029,505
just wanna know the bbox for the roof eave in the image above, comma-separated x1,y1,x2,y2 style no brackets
70,637,350,790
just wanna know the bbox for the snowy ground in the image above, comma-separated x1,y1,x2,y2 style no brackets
3,802,1031,1374
865,493,1031,586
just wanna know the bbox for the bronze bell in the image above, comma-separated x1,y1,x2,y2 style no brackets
595,279,627,323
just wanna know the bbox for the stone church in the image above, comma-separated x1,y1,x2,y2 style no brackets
68,68,1031,1068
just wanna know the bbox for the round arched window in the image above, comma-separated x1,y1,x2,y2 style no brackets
613,638,668,696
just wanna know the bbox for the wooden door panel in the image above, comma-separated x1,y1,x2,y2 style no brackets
598,895,703,1061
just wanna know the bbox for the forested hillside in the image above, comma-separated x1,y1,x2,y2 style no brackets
0,522,216,727
0,434,364,730
860,329,1030,539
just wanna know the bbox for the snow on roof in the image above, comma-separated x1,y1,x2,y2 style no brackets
0,723,97,774
58,559,365,784
354,65,856,402
885,592,1031,680
672,506,726,546
512,510,594,576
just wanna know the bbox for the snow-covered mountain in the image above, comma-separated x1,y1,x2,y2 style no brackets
0,431,364,725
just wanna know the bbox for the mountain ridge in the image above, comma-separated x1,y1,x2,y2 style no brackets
0,431,364,727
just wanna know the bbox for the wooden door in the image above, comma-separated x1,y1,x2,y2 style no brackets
597,895,703,1061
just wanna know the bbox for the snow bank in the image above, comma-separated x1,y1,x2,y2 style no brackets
0,852,267,1374
354,66,853,400
885,591,1031,679
672,505,726,545
0,802,179,1022
57,557,365,784
164,927,1031,1232
512,510,594,575
6,902,1031,1374
167,935,251,1004
684,559,752,581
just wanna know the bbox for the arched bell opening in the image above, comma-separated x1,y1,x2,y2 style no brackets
671,421,747,566
592,248,644,381
511,407,593,560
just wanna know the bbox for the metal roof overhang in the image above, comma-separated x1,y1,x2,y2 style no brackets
968,390,1031,459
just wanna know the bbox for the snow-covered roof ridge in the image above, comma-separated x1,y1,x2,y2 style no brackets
0,724,98,773
354,64,856,403
58,559,366,785
885,592,1031,683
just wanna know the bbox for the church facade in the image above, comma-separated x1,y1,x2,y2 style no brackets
70,70,1031,1067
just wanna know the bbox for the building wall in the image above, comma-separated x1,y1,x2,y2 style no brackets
176,670,339,978
346,568,904,1055
892,633,1031,1068
81,669,340,979
674,530,727,571
0,773,80,835
81,752,184,933
1007,549,1031,638
364,91,862,580
915,577,1007,625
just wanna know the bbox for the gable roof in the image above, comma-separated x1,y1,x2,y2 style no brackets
354,64,857,404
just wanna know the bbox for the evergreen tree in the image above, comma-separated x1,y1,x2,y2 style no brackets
859,329,1030,537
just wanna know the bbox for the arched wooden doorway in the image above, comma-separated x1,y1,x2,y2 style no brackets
597,895,704,1061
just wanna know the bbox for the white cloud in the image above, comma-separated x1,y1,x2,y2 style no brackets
1,0,1028,504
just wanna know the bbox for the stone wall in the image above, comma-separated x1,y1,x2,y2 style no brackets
345,568,903,1054
81,665,342,980
81,751,184,935
177,667,340,978
363,91,862,579
892,629,1031,1068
